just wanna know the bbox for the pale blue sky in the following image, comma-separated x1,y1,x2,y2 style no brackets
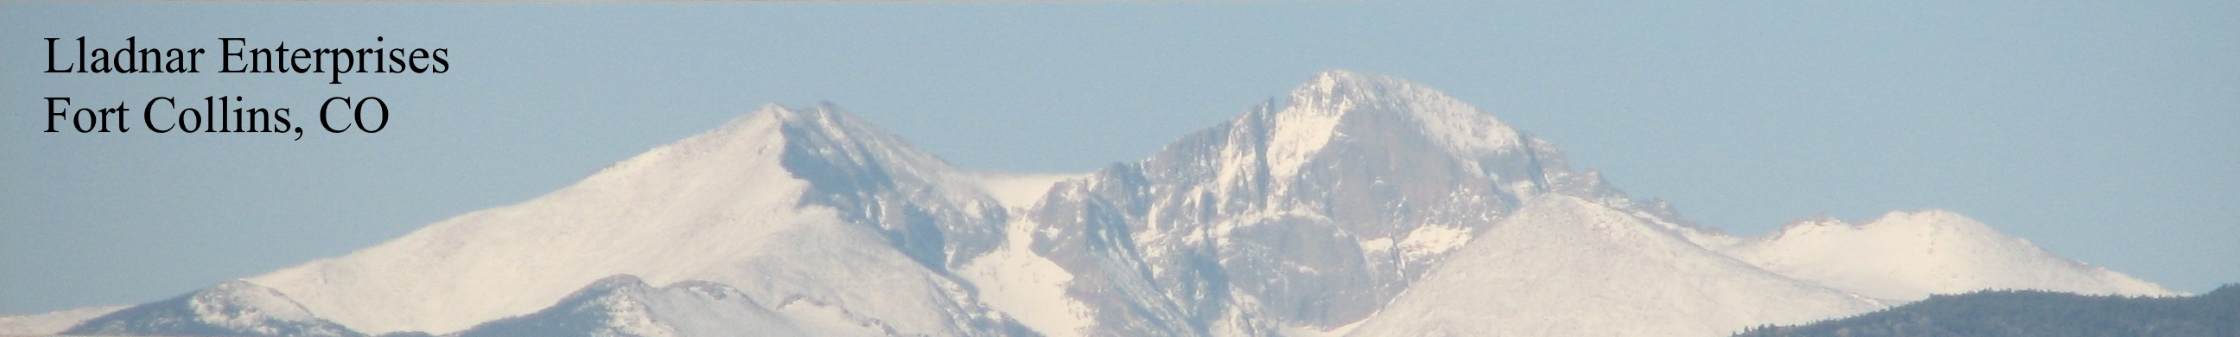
3,2,2234,315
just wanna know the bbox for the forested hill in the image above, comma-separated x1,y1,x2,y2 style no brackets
1735,284,2238,337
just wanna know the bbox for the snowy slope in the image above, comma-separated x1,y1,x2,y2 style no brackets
957,172,1091,337
0,305,126,335
958,208,1093,337
242,103,1020,336
1343,196,1884,337
1714,210,2178,302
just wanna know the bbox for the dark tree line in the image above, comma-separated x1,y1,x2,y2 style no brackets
1734,284,2239,337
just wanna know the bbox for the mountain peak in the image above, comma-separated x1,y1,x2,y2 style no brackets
1281,69,1465,119
1724,209,2179,301
1860,209,1989,232
1291,69,1410,103
1251,70,1529,181
587,102,956,191
65,280,362,337
1770,214,1854,239
718,102,841,131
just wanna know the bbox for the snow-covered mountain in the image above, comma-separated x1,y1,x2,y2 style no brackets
15,70,2176,337
1344,196,1884,337
1713,210,2176,302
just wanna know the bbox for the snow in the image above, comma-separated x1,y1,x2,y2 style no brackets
249,106,810,334
191,280,325,331
1258,70,1525,181
1716,209,2180,302
1358,237,1395,255
957,216,1091,337
1397,224,1473,260
633,280,806,337
692,216,991,337
0,305,126,335
245,104,991,336
971,173,1083,211
1345,195,1884,337
1281,316,1368,337
599,282,681,337
767,295,889,336
1264,92,1346,180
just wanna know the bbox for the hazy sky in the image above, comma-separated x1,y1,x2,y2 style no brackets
3,2,2234,316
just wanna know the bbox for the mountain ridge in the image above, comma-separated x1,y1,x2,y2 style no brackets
238,102,1022,335
12,70,2180,337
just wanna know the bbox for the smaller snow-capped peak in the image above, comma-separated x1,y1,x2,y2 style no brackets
454,274,810,337
66,280,362,337
189,280,322,326
587,102,955,189
573,103,793,189
1261,70,1525,180
0,305,127,335
1762,214,1855,240
1720,209,2179,302
770,102,964,183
